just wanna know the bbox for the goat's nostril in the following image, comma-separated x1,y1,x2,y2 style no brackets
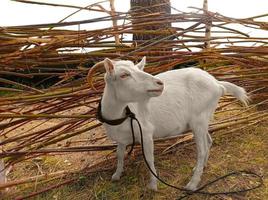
156,80,163,86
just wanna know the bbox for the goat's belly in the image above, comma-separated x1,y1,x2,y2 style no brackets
152,123,188,139
148,103,189,139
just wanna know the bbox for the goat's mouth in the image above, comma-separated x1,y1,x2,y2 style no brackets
147,89,162,93
147,88,163,96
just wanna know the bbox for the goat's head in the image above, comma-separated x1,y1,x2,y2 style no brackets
87,57,164,102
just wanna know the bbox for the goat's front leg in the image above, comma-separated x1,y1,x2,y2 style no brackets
143,136,158,191
112,143,126,181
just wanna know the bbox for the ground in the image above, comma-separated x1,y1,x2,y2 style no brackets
2,118,267,200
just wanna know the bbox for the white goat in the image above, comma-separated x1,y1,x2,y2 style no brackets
87,57,248,191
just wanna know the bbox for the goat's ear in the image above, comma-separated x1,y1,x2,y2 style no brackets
136,56,146,71
103,58,114,74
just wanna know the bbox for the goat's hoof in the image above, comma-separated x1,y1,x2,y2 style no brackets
148,182,158,191
111,173,121,181
184,182,198,191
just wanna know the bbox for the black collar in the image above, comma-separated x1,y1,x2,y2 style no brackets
96,98,136,155
96,99,136,126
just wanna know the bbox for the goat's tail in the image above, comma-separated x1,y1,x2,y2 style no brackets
218,81,249,106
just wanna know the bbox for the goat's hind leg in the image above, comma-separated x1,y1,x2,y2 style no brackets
192,133,212,170
185,123,210,191
204,133,212,167
112,143,126,181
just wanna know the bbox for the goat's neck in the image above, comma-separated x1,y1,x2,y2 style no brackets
101,85,127,120
136,100,149,118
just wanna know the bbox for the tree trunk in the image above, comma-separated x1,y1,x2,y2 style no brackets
130,0,173,48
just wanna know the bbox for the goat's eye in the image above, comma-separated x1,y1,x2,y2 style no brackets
120,73,130,79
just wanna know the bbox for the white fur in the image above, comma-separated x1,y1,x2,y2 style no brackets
99,57,248,191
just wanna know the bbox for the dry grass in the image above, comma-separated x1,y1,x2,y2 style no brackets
2,108,267,200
